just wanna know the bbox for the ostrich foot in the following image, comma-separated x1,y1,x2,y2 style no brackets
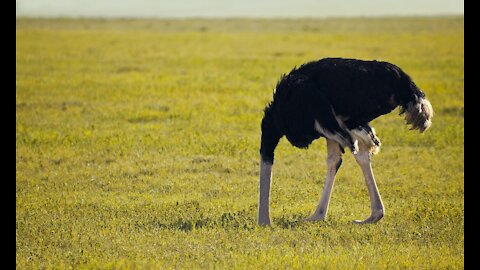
304,214,326,222
353,210,384,224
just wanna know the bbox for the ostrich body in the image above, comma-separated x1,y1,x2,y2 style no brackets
259,58,433,225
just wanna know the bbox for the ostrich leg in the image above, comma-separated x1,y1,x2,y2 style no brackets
306,139,343,221
353,151,384,224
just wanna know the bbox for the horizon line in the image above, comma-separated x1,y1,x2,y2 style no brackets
16,13,464,20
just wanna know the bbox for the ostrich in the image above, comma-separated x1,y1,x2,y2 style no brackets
258,58,433,225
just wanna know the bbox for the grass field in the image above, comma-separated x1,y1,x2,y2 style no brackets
16,17,464,269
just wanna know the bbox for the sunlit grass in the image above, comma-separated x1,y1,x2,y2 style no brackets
16,17,463,269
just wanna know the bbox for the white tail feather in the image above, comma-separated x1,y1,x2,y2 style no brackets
404,97,433,132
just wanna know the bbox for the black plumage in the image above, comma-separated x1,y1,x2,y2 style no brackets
260,58,431,164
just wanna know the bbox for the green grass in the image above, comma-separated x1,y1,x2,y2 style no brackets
16,17,464,269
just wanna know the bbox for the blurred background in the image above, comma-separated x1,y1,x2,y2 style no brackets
16,0,463,18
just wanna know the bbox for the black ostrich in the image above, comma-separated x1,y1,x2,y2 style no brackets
259,58,433,225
